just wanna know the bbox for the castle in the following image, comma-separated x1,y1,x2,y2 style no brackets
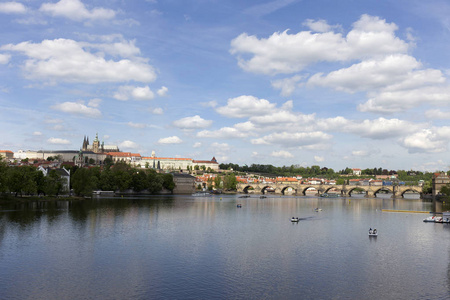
81,133,119,153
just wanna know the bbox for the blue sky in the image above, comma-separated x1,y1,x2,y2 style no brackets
2,0,450,171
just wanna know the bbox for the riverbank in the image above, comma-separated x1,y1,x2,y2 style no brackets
0,195,86,204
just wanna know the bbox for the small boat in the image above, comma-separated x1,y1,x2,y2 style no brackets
368,228,378,237
237,204,242,208
260,195,267,199
239,195,250,198
192,191,211,197
314,208,322,212
291,217,299,222
320,193,339,198
423,216,436,222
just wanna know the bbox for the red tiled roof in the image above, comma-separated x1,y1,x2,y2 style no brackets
142,157,192,161
0,150,13,153
192,160,218,164
107,152,141,157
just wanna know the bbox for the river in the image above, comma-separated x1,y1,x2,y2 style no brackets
1,195,449,299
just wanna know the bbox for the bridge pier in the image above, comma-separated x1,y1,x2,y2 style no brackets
365,190,375,198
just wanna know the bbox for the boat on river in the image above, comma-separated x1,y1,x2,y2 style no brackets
291,217,299,222
423,216,437,222
368,228,378,237
192,191,211,197
314,208,322,212
320,193,339,198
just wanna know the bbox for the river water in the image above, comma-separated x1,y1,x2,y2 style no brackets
1,194,450,299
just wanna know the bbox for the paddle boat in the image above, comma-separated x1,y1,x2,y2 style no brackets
314,208,322,212
368,228,378,237
423,216,436,222
291,217,299,222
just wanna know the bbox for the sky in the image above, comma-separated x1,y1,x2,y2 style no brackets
1,0,450,172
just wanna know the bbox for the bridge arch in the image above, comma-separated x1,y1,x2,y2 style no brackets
398,187,421,198
300,186,318,196
322,186,342,195
281,186,296,195
242,185,253,194
261,185,276,194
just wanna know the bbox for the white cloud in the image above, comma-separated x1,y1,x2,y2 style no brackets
271,150,294,158
319,117,420,139
358,86,450,113
307,54,442,93
0,2,27,14
0,54,11,64
48,137,70,145
158,136,182,144
51,101,101,118
271,75,304,96
401,129,447,153
157,86,168,96
202,100,218,108
303,19,341,33
251,131,332,147
119,140,138,149
33,131,43,136
2,38,156,84
40,0,115,22
314,155,325,162
127,122,147,129
230,14,408,75
425,109,450,120
88,98,102,108
352,150,369,157
216,95,276,118
173,115,212,129
193,142,202,148
114,85,155,101
151,107,163,115
197,127,253,139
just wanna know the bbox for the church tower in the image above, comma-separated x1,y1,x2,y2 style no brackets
93,133,100,153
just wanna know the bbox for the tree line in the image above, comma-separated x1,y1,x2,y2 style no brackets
218,163,435,183
70,162,175,196
0,159,175,197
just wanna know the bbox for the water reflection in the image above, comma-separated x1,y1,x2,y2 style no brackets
1,195,450,299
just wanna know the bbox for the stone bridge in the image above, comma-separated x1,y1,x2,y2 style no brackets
237,183,423,198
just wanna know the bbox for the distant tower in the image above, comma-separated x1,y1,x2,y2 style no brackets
92,133,100,153
82,136,88,151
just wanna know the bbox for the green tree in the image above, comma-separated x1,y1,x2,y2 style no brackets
46,169,65,195
440,185,450,197
147,170,163,193
35,170,48,196
223,174,237,190
131,171,148,192
98,169,115,191
104,157,114,167
72,168,98,196
7,166,37,196
161,173,175,191
207,177,213,190
214,175,222,189
0,159,9,194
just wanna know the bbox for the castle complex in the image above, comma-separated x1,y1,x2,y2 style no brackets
9,133,219,171
81,133,119,153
